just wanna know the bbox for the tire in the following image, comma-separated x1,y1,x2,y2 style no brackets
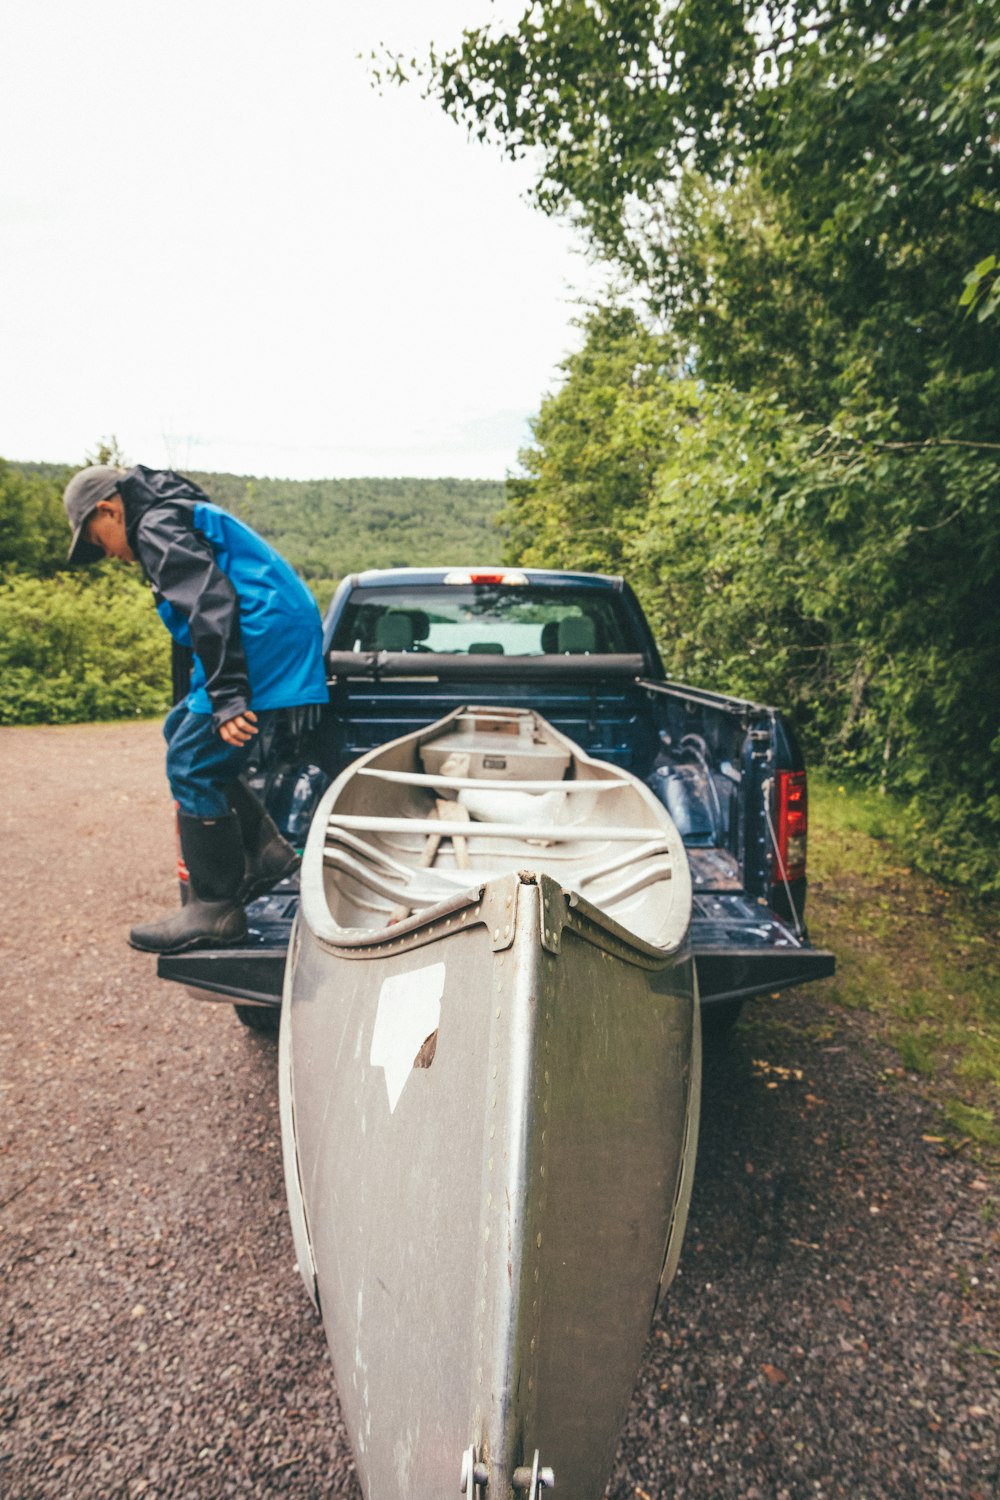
701,999,744,1043
235,1004,280,1038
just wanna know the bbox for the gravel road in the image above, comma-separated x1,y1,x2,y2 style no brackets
1,722,996,1499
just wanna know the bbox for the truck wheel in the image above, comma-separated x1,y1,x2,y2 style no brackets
701,999,743,1043
235,1005,280,1038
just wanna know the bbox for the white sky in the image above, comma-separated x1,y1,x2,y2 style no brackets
0,1,602,481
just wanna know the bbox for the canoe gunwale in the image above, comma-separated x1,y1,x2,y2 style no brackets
655,973,702,1303
303,866,690,973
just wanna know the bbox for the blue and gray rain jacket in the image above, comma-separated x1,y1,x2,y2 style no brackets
118,466,328,729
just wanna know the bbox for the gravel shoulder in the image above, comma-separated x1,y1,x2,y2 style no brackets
1,722,996,1498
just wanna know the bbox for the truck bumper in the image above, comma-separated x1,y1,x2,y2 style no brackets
158,893,834,1012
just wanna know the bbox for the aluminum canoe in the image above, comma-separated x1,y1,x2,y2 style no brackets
279,707,700,1500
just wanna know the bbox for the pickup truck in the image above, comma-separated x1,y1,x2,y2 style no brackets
158,566,834,1032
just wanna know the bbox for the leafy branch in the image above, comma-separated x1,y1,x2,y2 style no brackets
958,255,1000,324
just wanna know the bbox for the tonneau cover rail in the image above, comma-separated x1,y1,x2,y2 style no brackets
327,651,648,680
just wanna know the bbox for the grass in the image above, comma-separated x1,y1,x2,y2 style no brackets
804,774,1000,1157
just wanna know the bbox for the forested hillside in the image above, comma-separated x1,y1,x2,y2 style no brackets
12,462,505,589
195,472,504,596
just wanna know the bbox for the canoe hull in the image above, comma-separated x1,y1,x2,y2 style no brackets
282,869,698,1500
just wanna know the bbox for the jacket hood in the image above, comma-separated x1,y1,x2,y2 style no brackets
118,465,211,540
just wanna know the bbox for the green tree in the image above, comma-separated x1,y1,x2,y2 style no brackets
84,434,129,468
420,2,999,322
507,305,1000,891
505,305,682,571
412,0,1000,889
0,460,72,577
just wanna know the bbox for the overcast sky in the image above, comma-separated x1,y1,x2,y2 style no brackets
0,1,602,481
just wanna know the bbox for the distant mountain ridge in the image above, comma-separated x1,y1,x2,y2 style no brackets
16,462,507,589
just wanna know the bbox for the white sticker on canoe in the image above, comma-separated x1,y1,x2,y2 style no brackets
369,962,445,1114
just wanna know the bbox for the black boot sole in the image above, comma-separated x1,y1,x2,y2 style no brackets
128,925,248,956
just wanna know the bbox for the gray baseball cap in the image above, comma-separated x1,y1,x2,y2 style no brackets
64,465,124,563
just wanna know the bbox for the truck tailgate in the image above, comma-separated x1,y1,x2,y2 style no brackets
157,881,834,1012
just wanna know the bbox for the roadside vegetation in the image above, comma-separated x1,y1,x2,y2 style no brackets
0,568,170,725
805,777,999,1157
406,0,999,898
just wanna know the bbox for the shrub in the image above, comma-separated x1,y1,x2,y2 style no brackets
0,569,171,724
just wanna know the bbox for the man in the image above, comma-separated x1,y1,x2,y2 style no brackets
63,463,329,954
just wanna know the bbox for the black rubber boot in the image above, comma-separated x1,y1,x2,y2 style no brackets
226,778,301,904
129,811,248,954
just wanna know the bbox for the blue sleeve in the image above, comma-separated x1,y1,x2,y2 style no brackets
135,502,251,729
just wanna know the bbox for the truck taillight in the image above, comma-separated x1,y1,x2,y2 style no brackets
772,770,807,883
443,569,528,585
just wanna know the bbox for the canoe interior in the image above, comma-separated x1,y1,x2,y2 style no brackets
312,705,690,954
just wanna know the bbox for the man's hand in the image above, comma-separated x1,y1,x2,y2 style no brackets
219,710,259,747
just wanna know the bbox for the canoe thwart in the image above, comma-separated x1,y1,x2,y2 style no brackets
325,814,665,842
357,767,626,793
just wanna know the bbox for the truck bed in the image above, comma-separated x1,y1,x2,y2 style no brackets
159,668,833,1012
159,568,833,1014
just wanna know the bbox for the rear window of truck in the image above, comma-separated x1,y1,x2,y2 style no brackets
330,585,635,657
